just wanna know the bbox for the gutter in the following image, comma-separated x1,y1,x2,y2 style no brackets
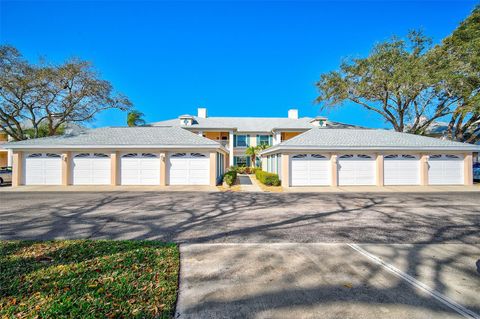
6,143,229,153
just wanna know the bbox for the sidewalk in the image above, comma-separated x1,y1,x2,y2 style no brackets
176,243,480,319
238,174,263,192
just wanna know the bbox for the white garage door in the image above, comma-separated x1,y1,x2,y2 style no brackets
384,154,420,185
121,153,160,185
338,154,376,186
23,153,62,185
291,154,331,186
72,153,111,185
168,152,209,185
428,154,464,185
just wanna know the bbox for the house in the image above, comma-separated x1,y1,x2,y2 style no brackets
5,108,479,187
152,108,360,166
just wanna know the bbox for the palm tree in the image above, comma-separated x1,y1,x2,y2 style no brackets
245,145,269,167
245,146,257,167
127,110,146,127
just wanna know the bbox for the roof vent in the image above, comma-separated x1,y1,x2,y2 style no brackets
288,109,298,119
310,116,328,127
198,107,207,118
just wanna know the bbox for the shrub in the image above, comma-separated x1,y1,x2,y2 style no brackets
250,167,260,174
255,170,281,186
223,170,237,186
229,166,260,175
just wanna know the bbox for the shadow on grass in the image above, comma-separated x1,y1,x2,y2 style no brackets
0,240,179,319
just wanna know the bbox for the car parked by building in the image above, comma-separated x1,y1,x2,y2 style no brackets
0,166,12,185
473,162,480,181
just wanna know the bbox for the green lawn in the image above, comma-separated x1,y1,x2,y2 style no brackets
0,240,179,318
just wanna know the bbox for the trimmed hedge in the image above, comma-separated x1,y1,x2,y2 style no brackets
255,170,281,186
229,166,259,174
223,170,237,186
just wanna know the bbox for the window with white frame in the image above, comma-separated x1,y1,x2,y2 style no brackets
235,156,247,167
258,135,270,146
235,135,248,147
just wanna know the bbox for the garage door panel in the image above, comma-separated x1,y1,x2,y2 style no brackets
384,155,420,185
189,160,209,170
24,153,62,185
291,154,330,186
338,155,376,186
120,153,160,185
168,153,209,185
72,154,111,185
428,155,464,185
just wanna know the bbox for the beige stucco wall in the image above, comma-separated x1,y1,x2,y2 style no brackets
209,152,217,186
12,151,22,187
110,151,119,185
419,154,429,186
376,154,384,186
281,154,289,187
464,153,473,185
330,154,338,187
160,152,167,186
249,135,257,147
62,152,71,186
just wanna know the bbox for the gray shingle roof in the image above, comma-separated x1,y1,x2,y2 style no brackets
151,117,361,132
262,128,479,153
7,126,222,148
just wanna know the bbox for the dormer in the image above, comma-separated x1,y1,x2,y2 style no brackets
179,114,194,126
310,116,328,127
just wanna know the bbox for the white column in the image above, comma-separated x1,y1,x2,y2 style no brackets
7,149,13,166
273,131,281,145
229,131,234,166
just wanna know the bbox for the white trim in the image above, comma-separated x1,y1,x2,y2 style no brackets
261,145,478,155
8,144,229,152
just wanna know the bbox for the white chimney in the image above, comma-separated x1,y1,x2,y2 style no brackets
288,109,298,119
198,107,207,118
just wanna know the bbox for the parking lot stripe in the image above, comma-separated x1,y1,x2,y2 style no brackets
348,243,480,319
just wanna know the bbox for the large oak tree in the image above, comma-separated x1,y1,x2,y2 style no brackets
316,6,479,143
0,46,132,140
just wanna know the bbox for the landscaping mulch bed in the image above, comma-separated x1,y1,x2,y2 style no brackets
0,240,179,319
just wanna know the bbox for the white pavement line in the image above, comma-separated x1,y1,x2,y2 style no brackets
348,243,480,319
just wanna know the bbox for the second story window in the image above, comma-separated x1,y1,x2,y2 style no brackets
235,135,248,147
257,135,271,146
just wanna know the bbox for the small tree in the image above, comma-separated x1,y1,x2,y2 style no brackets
127,110,146,127
245,146,257,167
245,144,269,167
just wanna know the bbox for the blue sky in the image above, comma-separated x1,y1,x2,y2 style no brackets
0,1,477,128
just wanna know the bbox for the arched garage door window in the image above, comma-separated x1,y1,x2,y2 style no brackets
384,154,420,185
72,152,111,185
338,154,375,185
120,152,160,185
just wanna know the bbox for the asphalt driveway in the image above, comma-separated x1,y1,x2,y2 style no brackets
0,191,479,243
1,191,479,318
